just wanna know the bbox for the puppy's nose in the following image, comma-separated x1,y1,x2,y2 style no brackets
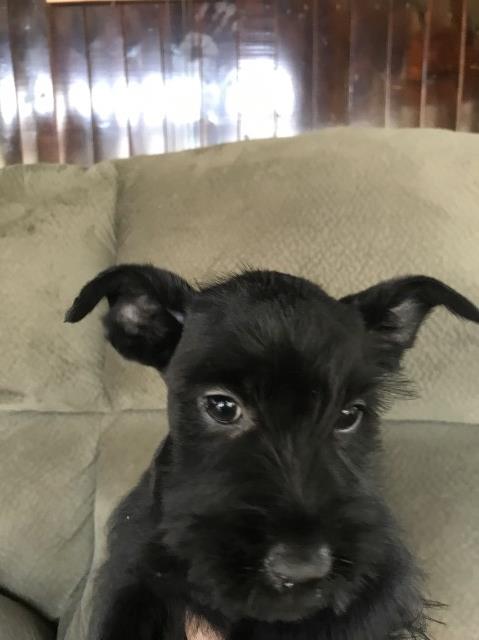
264,542,332,589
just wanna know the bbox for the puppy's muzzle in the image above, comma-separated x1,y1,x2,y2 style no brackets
264,542,333,590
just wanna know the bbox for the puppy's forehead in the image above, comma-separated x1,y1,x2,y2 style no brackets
193,271,360,337
178,272,364,384
201,270,329,305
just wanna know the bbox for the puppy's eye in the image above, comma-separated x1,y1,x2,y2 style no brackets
204,395,242,425
335,403,365,434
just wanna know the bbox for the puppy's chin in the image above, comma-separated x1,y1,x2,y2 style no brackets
239,583,340,623
189,572,356,624
191,584,328,624
244,592,327,623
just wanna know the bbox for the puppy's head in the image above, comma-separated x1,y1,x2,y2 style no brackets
66,265,479,624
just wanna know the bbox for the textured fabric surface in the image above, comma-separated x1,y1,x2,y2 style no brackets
382,422,479,639
57,415,479,640
0,412,109,621
0,594,55,640
0,163,116,412
108,128,479,423
59,411,168,640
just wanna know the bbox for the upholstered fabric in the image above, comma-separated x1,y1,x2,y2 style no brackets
59,412,169,640
0,163,116,412
0,594,55,640
0,412,108,620
382,422,479,639
108,129,479,423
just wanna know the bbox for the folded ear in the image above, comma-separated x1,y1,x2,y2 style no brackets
341,275,479,367
65,264,194,369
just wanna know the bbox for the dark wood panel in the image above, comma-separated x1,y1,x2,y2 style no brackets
157,1,174,152
122,3,166,156
1,0,479,166
7,0,58,163
349,0,391,126
48,5,94,164
422,0,464,128
312,0,351,127
84,6,130,161
457,1,479,131
388,0,426,127
277,0,313,134
0,0,22,165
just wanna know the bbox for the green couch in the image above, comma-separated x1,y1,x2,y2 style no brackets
0,129,478,639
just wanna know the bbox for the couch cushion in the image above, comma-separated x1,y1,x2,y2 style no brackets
0,163,116,412
58,414,479,640
59,411,168,640
382,421,479,639
0,594,55,640
0,412,111,620
108,129,479,423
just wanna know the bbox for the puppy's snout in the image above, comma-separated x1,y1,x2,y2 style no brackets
264,542,332,589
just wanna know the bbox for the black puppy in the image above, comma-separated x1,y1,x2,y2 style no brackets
66,265,479,640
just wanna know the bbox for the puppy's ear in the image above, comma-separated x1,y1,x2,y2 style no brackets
65,264,194,369
341,275,479,366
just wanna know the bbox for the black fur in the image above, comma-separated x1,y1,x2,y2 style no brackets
66,265,479,640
